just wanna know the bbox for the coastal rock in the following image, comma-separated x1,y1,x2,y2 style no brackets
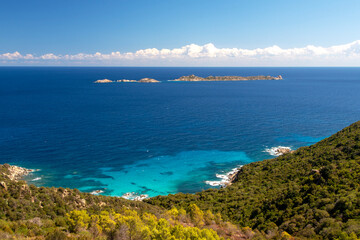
1,164,33,181
265,146,292,156
138,78,160,83
171,74,283,82
205,167,242,187
0,181,7,191
275,147,292,155
90,190,104,195
121,192,149,201
94,79,113,83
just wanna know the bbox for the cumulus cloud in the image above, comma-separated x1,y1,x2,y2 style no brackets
1,40,360,66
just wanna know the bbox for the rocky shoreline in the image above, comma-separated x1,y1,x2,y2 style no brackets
2,145,292,198
264,146,293,156
1,163,33,181
205,166,243,187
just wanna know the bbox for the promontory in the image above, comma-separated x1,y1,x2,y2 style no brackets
171,74,283,81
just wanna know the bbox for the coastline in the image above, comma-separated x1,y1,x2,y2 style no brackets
205,166,242,187
1,146,294,200
0,164,34,181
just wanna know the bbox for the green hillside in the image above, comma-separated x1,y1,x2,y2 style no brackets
1,121,360,239
0,164,245,239
146,121,360,239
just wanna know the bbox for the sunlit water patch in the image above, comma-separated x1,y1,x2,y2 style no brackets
80,150,253,198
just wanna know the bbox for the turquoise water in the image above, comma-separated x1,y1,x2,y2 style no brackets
79,150,251,197
1,67,360,197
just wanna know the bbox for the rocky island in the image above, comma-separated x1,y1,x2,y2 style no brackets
95,78,160,83
137,78,160,83
94,79,113,83
171,74,283,81
95,75,282,84
117,79,137,83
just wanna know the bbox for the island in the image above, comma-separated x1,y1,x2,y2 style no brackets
138,78,160,83
117,79,137,83
95,78,160,83
94,79,113,83
170,74,283,81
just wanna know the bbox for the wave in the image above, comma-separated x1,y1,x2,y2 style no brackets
90,190,104,195
264,146,292,156
121,192,149,201
205,166,242,187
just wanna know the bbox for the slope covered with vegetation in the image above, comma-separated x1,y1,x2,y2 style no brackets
0,164,250,239
146,121,360,239
1,121,360,239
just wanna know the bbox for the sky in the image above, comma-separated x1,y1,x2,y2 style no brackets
1,0,360,66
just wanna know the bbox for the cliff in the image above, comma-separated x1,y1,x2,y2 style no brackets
171,74,283,81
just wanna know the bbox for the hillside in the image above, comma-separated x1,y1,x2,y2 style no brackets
1,121,360,239
146,121,360,239
0,165,248,239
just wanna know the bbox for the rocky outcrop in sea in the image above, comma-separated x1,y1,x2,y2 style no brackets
264,146,293,156
94,79,113,83
95,78,160,83
138,78,160,83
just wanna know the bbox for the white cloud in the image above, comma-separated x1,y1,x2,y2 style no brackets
0,51,34,60
1,40,360,66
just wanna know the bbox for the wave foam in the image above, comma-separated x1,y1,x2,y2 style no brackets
121,192,149,201
90,190,104,195
205,167,242,187
264,146,292,156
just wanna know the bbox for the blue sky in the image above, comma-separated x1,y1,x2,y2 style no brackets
1,0,360,66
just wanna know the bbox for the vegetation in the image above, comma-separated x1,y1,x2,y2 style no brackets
1,121,360,239
146,121,360,239
0,165,251,239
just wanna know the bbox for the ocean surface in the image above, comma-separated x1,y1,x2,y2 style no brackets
1,67,359,198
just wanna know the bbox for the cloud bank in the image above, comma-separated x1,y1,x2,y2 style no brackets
2,40,360,66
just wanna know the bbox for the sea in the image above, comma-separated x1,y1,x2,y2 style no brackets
0,67,359,198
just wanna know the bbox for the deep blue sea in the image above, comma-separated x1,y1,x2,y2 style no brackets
1,67,359,198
